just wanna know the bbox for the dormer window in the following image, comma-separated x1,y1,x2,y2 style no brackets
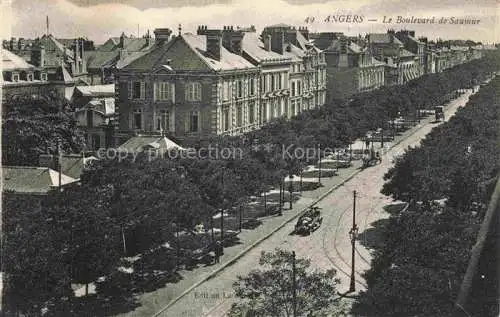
27,73,34,81
41,73,47,81
12,73,19,82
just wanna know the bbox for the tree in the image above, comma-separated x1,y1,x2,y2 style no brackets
2,96,85,166
2,192,73,316
44,186,121,297
229,249,348,317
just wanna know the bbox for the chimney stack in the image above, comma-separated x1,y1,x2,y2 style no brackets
205,29,222,61
263,35,271,51
119,32,126,48
222,26,244,55
298,26,309,40
154,28,172,44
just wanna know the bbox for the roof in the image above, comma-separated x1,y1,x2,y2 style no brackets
242,33,291,63
61,66,73,82
118,135,184,153
100,37,153,52
1,48,36,70
182,34,256,71
2,166,78,194
371,57,386,66
400,49,416,57
76,84,114,97
324,40,364,53
368,33,403,45
86,50,119,69
38,154,99,179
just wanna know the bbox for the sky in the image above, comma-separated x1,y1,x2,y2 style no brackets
1,0,498,44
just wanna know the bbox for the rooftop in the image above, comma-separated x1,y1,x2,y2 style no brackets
118,135,184,153
2,166,78,194
1,49,36,70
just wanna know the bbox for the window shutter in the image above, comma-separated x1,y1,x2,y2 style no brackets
171,83,175,103
140,81,146,99
128,81,133,99
197,111,201,132
153,82,157,101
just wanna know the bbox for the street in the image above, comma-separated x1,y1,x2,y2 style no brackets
154,88,477,317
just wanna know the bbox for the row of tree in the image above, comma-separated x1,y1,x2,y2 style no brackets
354,75,500,316
3,52,500,316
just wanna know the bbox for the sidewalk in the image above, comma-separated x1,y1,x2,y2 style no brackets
116,89,476,317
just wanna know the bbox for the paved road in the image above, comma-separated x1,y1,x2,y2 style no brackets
153,89,477,317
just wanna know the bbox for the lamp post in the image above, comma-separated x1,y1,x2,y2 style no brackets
288,175,294,209
292,251,297,317
172,221,179,270
318,144,322,185
348,190,358,293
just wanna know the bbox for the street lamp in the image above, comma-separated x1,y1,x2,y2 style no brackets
318,144,322,185
172,221,180,270
348,190,358,293
288,175,294,210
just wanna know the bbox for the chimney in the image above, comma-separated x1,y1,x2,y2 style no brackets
10,37,16,50
154,28,172,44
145,29,151,46
73,39,80,74
205,29,222,61
18,38,25,50
299,26,309,40
222,26,244,55
270,29,285,54
119,32,126,48
409,30,415,37
263,35,271,51
32,43,45,67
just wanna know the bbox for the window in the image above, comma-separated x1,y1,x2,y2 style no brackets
87,110,93,127
291,100,296,116
155,82,174,101
271,74,275,91
157,110,170,131
261,103,267,123
291,82,296,97
185,82,202,101
223,81,230,101
188,111,199,132
129,81,145,99
249,78,255,95
27,73,33,81
262,76,267,93
12,73,19,82
278,74,282,89
41,73,47,81
273,101,279,118
223,109,230,131
92,134,101,150
237,80,243,98
236,104,242,127
133,109,142,130
248,102,255,124
297,82,302,95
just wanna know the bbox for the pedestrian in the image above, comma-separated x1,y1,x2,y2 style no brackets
376,151,382,163
214,241,221,263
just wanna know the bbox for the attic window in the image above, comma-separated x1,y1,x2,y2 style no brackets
12,73,19,82
41,73,47,81
27,73,34,81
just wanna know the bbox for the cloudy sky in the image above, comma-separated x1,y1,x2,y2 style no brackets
1,0,498,44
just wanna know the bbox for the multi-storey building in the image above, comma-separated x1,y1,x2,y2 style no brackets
86,31,155,85
241,30,292,122
394,30,425,76
319,34,384,100
367,30,420,85
116,27,260,141
261,24,327,111
1,48,76,102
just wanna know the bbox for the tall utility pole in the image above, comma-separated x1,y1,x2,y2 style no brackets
57,138,62,191
220,168,224,245
348,190,359,293
318,144,322,185
292,251,297,317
